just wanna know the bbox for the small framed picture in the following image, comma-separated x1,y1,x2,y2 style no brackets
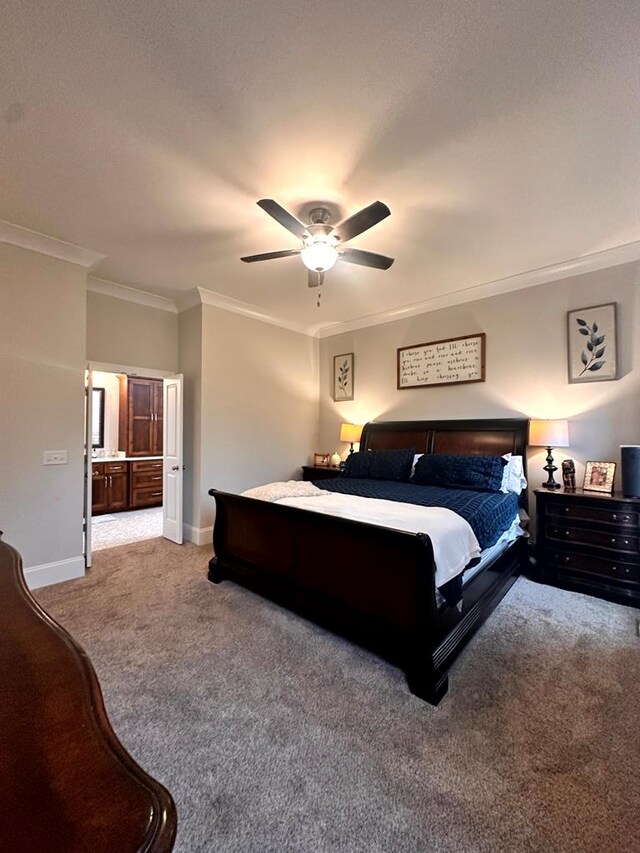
583,461,616,493
567,303,618,383
313,453,331,468
333,353,354,401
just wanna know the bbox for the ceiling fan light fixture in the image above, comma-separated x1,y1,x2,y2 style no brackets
301,240,339,272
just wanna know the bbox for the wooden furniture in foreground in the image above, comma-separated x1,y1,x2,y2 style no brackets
209,418,529,705
534,488,640,608
0,535,176,852
119,376,164,458
301,465,343,481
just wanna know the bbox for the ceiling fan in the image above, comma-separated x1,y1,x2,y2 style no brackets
241,199,394,305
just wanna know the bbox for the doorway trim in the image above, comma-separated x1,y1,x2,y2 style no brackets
85,361,183,565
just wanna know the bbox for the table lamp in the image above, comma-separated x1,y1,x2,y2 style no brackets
340,423,362,455
529,419,569,489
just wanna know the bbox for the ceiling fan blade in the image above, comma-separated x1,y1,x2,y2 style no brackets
340,248,394,270
241,249,301,263
257,199,309,239
308,270,324,288
331,201,391,243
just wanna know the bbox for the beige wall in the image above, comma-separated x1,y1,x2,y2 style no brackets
319,262,640,500
0,244,87,581
198,304,319,530
86,290,179,372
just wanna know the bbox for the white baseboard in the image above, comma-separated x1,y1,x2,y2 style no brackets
24,555,85,590
183,524,214,546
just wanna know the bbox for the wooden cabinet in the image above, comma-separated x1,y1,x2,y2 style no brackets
301,465,343,481
130,459,164,509
92,462,130,515
119,377,163,458
534,488,640,608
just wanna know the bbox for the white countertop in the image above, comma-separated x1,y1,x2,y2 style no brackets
92,456,163,463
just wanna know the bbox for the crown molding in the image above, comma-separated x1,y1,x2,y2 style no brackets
314,239,640,339
195,287,312,336
0,220,105,268
87,276,179,313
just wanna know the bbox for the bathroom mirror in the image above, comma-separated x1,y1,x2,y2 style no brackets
91,387,105,448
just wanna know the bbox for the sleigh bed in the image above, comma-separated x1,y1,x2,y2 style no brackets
208,417,529,704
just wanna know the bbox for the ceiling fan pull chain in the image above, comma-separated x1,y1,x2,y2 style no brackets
316,273,322,307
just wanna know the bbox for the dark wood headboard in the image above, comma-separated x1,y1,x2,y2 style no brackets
360,417,530,504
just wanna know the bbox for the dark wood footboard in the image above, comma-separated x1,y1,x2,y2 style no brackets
208,489,524,705
0,535,177,852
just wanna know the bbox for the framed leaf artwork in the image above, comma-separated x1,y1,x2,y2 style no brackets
333,353,354,401
567,303,618,383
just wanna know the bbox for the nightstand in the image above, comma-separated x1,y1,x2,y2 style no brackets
301,465,343,482
534,488,640,608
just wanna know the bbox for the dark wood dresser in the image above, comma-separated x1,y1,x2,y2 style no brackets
0,536,177,852
534,488,640,607
301,465,343,481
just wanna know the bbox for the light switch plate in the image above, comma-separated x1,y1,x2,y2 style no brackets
43,450,68,465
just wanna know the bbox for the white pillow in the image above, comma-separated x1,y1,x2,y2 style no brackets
411,453,423,478
500,453,527,494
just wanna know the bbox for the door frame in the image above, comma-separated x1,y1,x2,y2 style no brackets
85,361,181,565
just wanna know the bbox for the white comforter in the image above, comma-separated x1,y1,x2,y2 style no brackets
241,481,481,588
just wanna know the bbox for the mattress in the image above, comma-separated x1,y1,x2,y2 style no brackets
315,478,519,549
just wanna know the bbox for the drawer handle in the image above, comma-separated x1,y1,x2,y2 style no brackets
613,514,617,520
611,538,616,544
624,540,629,545
151,476,162,480
151,492,162,497
564,556,570,562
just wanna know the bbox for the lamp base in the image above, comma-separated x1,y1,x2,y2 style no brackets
349,442,355,455
542,446,561,489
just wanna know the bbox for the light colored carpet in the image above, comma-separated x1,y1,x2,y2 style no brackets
91,507,163,550
35,539,640,853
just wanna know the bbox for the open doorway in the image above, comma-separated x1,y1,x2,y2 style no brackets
84,365,183,565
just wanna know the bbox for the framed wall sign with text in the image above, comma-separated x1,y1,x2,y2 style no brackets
397,333,486,390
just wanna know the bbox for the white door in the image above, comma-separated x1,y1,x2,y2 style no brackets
84,368,93,567
163,374,183,544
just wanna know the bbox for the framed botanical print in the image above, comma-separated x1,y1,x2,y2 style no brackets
567,303,618,383
333,353,354,401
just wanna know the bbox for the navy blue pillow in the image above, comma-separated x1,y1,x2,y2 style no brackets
343,448,415,481
413,453,506,492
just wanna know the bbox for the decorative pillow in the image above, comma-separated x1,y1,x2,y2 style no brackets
500,454,528,494
343,448,415,481
413,453,507,492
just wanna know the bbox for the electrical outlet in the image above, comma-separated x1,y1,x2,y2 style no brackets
43,450,68,465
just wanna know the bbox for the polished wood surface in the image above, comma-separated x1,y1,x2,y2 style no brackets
534,489,640,607
0,536,176,852
301,465,343,481
209,417,529,704
119,376,164,458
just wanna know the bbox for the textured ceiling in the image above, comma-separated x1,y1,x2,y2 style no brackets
2,0,640,331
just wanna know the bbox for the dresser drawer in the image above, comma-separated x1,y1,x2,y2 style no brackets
104,461,128,474
546,548,639,583
545,523,639,555
546,501,638,528
132,470,163,489
130,486,163,508
131,460,163,473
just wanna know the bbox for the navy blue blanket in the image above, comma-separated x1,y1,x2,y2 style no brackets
315,478,519,550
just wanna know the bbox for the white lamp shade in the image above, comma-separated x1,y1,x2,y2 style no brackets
340,423,362,444
529,419,569,448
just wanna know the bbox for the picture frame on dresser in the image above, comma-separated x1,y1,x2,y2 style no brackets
567,302,618,383
583,461,616,493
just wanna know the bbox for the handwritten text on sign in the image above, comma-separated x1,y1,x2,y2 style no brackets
397,334,485,389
